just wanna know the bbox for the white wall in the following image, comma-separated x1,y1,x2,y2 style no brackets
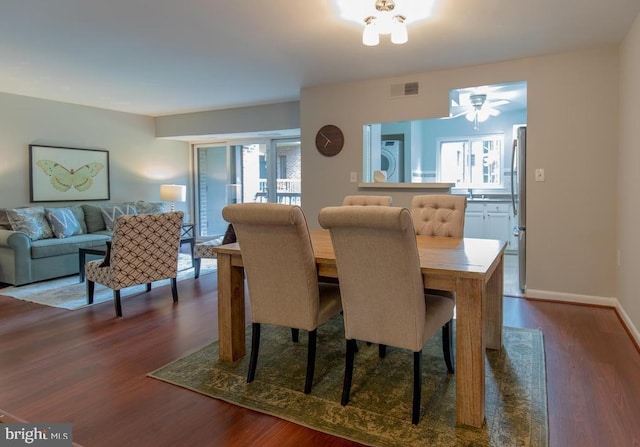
618,13,640,341
0,92,190,216
301,46,619,307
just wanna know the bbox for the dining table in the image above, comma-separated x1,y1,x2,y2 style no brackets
212,229,507,428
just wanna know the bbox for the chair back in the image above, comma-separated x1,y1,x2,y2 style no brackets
342,195,392,206
109,211,183,287
411,194,467,237
221,203,320,331
318,206,426,351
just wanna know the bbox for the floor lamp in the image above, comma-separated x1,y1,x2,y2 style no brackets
160,184,186,212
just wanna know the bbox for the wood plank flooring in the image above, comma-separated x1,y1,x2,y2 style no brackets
1,273,639,446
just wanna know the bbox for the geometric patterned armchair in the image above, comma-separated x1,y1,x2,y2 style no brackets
85,211,184,317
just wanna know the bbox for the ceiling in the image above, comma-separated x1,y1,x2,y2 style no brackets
1,0,638,117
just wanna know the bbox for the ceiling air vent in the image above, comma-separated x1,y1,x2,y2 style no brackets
390,81,419,98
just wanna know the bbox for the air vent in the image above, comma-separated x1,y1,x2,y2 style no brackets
390,81,419,98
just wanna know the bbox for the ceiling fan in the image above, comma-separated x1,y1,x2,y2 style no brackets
450,91,510,129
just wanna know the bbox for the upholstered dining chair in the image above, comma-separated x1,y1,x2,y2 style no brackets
411,194,467,301
342,195,392,206
318,205,454,425
85,211,184,317
221,203,342,394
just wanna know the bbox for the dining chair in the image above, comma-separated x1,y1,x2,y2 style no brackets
318,205,455,425
411,194,467,301
85,211,184,317
221,203,342,394
342,195,392,206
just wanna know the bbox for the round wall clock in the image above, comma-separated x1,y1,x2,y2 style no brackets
315,125,344,157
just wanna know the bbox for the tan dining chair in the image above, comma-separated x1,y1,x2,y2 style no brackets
318,205,454,425
85,211,184,317
221,203,342,394
411,194,467,301
342,195,392,206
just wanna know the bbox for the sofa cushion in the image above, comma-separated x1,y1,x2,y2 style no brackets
45,207,83,239
101,204,138,231
6,207,54,241
30,233,111,259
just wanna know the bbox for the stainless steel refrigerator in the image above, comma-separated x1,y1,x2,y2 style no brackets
511,126,526,292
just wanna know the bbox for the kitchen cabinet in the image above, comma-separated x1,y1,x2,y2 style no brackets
464,201,517,253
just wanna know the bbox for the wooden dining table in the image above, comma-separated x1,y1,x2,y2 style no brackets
212,229,507,428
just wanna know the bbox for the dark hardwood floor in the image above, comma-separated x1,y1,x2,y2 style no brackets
1,273,639,446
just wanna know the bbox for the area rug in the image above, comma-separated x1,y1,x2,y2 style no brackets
149,316,548,447
1,254,217,310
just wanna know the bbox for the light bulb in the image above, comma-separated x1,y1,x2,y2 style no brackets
363,17,379,46
391,15,408,44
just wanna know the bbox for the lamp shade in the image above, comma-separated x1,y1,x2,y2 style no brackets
160,184,186,202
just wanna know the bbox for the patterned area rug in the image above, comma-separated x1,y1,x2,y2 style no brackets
149,315,548,447
1,254,216,310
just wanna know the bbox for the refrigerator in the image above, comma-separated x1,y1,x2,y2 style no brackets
511,126,526,292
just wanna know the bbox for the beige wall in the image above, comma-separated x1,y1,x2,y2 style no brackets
619,13,640,340
155,101,300,138
0,92,190,216
301,46,619,306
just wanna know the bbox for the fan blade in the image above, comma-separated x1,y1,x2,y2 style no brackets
486,99,509,108
487,108,501,117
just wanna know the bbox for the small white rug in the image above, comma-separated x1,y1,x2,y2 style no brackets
1,254,217,310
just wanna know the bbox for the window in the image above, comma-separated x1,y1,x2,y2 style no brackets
438,134,503,187
194,138,300,238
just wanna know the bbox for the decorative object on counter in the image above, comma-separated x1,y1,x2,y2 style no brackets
160,184,186,211
29,145,110,202
373,170,387,182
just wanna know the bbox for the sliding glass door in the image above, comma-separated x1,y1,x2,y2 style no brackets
194,138,300,238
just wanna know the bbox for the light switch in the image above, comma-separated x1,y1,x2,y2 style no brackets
350,172,357,183
535,168,545,182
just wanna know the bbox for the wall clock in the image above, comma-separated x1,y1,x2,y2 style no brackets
315,125,344,157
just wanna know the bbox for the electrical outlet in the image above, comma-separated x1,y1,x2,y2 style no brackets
535,168,545,182
350,172,357,183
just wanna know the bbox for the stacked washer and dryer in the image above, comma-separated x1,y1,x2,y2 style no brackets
380,140,403,183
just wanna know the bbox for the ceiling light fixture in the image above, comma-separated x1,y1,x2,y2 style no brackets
362,0,407,46
466,94,489,130
335,0,434,46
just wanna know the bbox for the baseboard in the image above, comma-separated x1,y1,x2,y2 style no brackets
525,289,640,349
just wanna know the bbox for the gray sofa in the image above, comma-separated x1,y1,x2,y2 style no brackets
0,201,165,286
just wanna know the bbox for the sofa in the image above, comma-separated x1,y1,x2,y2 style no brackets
0,201,165,286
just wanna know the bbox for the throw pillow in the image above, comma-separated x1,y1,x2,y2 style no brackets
6,207,54,241
82,204,107,233
135,201,166,214
101,204,137,231
45,208,82,239
222,223,237,244
68,205,88,234
0,208,10,230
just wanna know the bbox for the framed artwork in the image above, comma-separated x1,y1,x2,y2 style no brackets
29,145,110,202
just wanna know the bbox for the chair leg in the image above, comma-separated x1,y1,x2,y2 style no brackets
194,258,201,279
341,339,357,406
171,278,178,302
247,323,261,383
86,280,95,304
412,350,422,425
291,328,299,343
304,329,317,394
114,290,122,317
378,344,387,358
442,319,455,374
146,283,152,292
